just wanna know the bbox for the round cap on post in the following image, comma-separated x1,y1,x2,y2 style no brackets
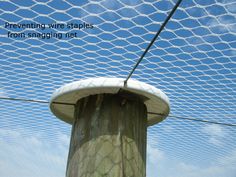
50,77,170,126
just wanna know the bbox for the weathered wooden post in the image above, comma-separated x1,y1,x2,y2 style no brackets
50,78,169,177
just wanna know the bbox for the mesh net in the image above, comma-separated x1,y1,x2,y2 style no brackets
0,0,236,177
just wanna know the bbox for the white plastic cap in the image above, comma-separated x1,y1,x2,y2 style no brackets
50,77,170,126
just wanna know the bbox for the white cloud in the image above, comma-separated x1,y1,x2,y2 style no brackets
202,124,226,146
206,15,236,33
147,144,165,163
202,124,225,137
146,144,236,177
163,125,174,133
147,144,166,177
1,128,235,177
223,0,236,4
225,3,236,13
201,1,235,33
0,88,7,97
230,50,236,56
0,128,69,177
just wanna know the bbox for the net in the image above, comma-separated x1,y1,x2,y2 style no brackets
0,0,236,177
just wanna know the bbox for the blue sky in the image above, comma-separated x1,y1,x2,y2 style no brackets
0,0,236,177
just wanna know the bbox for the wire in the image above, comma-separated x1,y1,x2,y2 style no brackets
124,0,183,85
169,115,236,127
0,97,75,105
148,112,236,127
0,96,235,127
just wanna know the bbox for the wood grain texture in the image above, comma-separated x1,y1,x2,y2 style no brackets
66,93,147,177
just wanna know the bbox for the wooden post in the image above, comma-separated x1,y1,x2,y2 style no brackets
66,93,147,177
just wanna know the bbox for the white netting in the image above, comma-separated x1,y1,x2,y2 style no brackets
0,0,236,177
